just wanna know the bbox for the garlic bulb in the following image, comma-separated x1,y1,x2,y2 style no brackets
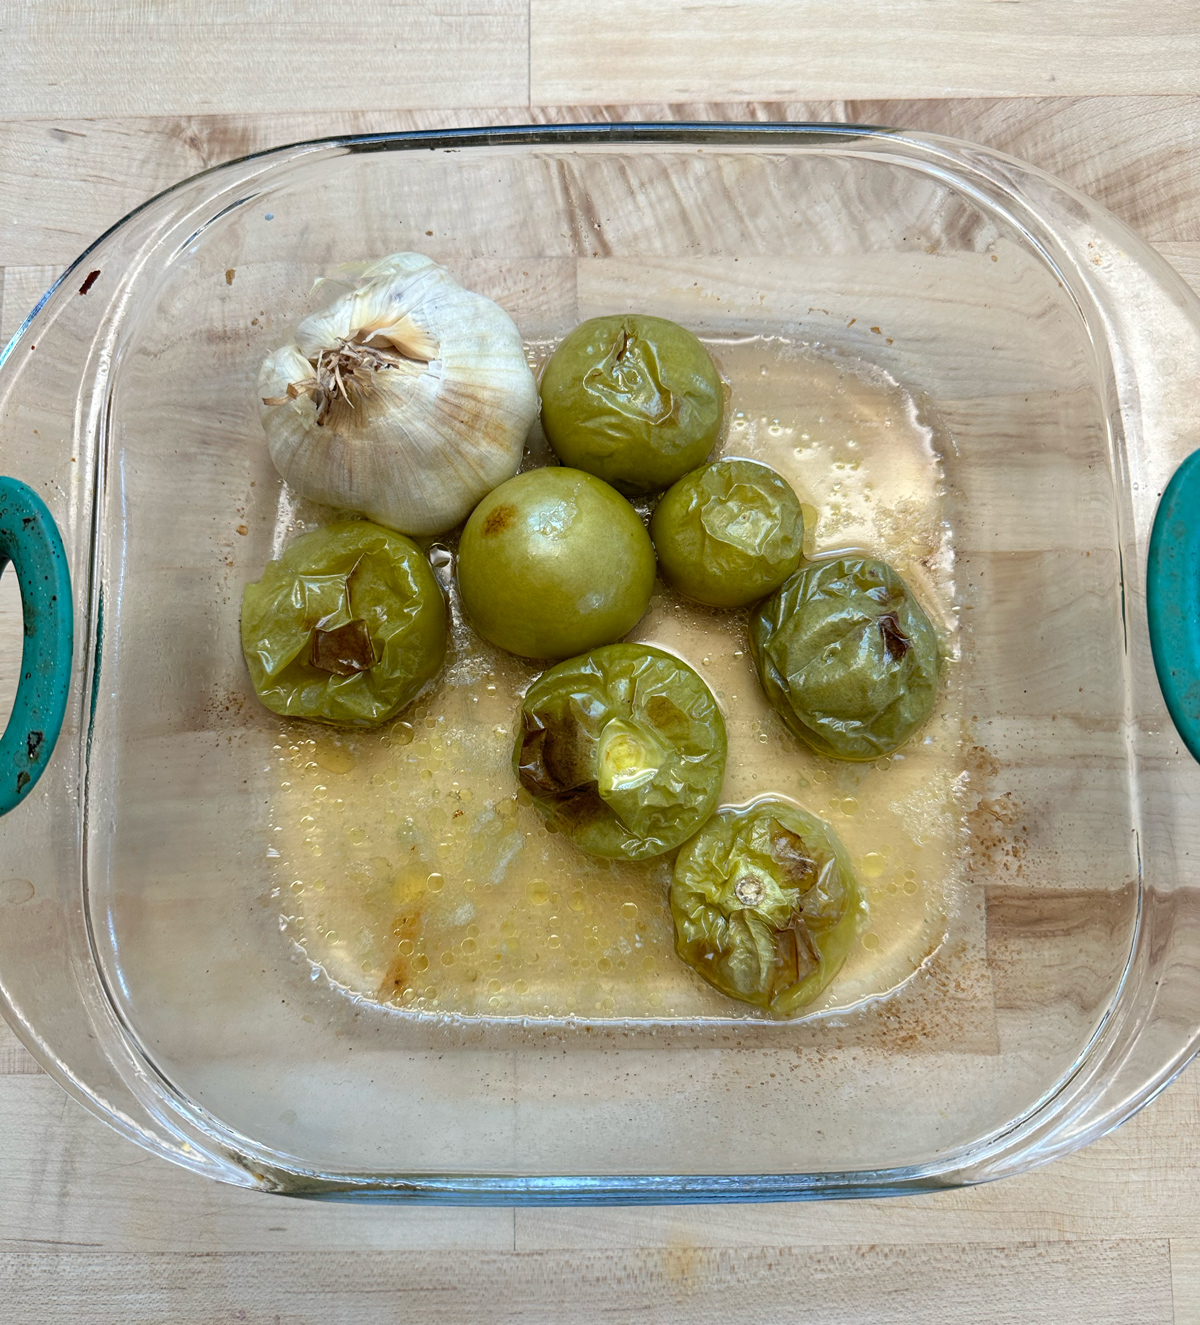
258,253,538,536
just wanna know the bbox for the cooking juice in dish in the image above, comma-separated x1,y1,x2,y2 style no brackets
268,335,966,1021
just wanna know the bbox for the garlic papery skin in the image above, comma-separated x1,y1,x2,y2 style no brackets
258,253,538,536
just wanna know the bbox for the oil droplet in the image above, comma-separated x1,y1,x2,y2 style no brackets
423,986,438,1000
621,902,638,920
461,937,477,954
648,991,663,1007
862,931,881,951
397,938,414,956
514,979,529,994
597,957,613,973
487,979,502,994
861,852,886,877
348,827,366,845
841,797,859,816
326,931,338,943
440,951,455,966
568,891,586,913
314,742,356,775
412,954,429,973
599,995,616,1012
527,880,550,906
547,933,561,948
427,872,445,892
810,767,829,784
903,879,919,895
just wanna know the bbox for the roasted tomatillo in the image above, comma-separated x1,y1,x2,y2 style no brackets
539,315,723,494
241,521,446,726
750,555,940,761
651,458,804,607
671,799,864,1013
515,643,727,859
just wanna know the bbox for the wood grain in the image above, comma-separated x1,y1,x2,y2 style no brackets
0,3,528,119
3,97,1198,271
1173,1240,1200,1325
531,1,1200,102
0,1241,1176,1324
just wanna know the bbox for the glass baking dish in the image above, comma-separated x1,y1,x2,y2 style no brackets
2,124,1199,1202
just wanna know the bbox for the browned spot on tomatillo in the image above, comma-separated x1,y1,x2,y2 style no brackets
310,619,377,676
879,612,911,662
482,504,517,536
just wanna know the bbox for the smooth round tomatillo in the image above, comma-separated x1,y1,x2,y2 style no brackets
457,467,656,660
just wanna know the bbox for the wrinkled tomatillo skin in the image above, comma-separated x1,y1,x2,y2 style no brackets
457,467,656,660
539,315,724,494
515,643,727,860
671,799,864,1013
750,555,940,761
651,458,805,608
241,520,447,726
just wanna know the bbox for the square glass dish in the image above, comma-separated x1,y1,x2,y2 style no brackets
2,124,1200,1201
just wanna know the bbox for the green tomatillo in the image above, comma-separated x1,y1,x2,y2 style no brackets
241,520,447,726
515,643,727,860
750,555,941,761
457,467,656,661
670,799,864,1013
539,315,723,494
650,457,805,607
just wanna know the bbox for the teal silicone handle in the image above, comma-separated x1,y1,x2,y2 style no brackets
1148,449,1200,763
0,478,72,813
